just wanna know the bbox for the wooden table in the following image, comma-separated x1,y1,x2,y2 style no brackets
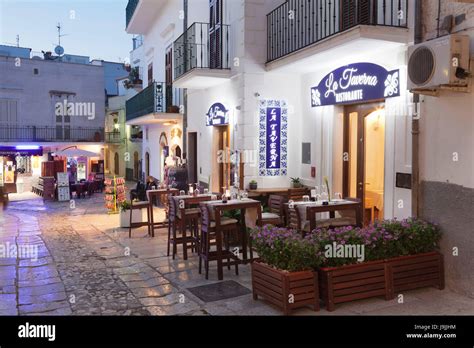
146,188,179,234
202,199,262,280
300,199,362,232
172,194,214,260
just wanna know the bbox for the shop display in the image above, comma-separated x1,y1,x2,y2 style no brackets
105,176,126,214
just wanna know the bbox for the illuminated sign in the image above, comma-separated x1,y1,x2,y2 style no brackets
259,100,288,177
311,62,400,107
206,103,229,126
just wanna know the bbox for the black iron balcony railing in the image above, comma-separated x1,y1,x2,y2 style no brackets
173,22,230,80
126,0,139,29
126,82,176,122
267,0,408,62
0,126,104,142
130,127,143,142
105,131,122,144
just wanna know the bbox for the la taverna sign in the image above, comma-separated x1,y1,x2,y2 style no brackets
311,62,400,107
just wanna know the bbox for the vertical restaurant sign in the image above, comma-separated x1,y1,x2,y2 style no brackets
311,62,400,107
206,103,229,126
259,100,288,176
156,83,164,113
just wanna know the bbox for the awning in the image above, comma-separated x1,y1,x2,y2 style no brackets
0,146,43,156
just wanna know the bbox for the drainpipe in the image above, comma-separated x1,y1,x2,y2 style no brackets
182,0,188,164
412,0,422,218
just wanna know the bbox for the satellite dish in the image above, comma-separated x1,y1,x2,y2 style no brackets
54,45,64,56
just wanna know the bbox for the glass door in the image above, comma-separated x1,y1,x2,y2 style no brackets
343,102,385,225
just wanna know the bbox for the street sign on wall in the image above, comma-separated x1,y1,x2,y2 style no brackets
311,62,400,107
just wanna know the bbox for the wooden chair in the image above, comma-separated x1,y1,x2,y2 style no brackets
129,200,151,238
288,187,308,202
168,196,200,260
198,204,240,280
261,194,285,226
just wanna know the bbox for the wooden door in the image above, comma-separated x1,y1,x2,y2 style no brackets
341,0,374,30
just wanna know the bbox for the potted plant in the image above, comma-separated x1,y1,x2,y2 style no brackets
290,177,302,188
119,200,143,228
307,218,443,311
249,180,258,190
250,225,321,315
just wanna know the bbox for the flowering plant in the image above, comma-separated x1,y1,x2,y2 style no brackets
307,218,441,267
251,225,321,272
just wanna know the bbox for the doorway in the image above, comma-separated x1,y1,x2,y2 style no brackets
114,152,119,175
133,152,139,180
343,103,385,225
188,132,198,184
145,152,150,178
212,125,230,193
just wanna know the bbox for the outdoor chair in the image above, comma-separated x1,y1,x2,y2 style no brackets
260,194,285,226
198,204,240,280
129,199,152,238
288,187,308,202
167,196,199,260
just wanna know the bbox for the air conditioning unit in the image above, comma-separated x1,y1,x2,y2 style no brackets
407,34,470,91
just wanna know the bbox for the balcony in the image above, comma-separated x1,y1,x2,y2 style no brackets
0,126,104,143
125,82,182,126
105,131,122,144
130,127,143,143
125,0,139,29
266,0,409,70
126,0,167,34
173,22,231,89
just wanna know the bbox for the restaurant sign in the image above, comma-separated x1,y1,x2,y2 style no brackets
259,100,288,177
206,102,229,126
311,62,400,107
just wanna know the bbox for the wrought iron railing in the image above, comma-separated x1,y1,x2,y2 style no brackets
0,126,104,142
173,22,231,80
130,127,143,142
126,0,139,29
105,131,122,144
126,82,183,122
267,0,408,62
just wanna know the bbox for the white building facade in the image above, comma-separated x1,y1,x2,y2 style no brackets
126,0,413,220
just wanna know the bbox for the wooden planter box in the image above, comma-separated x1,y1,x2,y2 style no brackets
251,261,319,315
319,260,390,312
386,251,444,299
319,252,445,311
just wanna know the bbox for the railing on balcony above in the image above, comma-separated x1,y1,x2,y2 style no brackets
267,0,408,62
0,126,104,143
126,0,139,29
126,82,179,123
105,131,122,144
130,127,143,142
173,22,230,80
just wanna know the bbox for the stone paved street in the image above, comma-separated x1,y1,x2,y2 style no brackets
0,193,473,316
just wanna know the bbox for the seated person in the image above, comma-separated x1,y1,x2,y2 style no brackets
130,181,147,201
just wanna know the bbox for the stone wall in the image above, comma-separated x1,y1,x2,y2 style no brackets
422,0,474,40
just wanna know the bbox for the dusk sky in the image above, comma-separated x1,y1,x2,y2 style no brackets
0,0,131,63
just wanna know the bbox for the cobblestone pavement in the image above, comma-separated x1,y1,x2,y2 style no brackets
1,193,473,316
